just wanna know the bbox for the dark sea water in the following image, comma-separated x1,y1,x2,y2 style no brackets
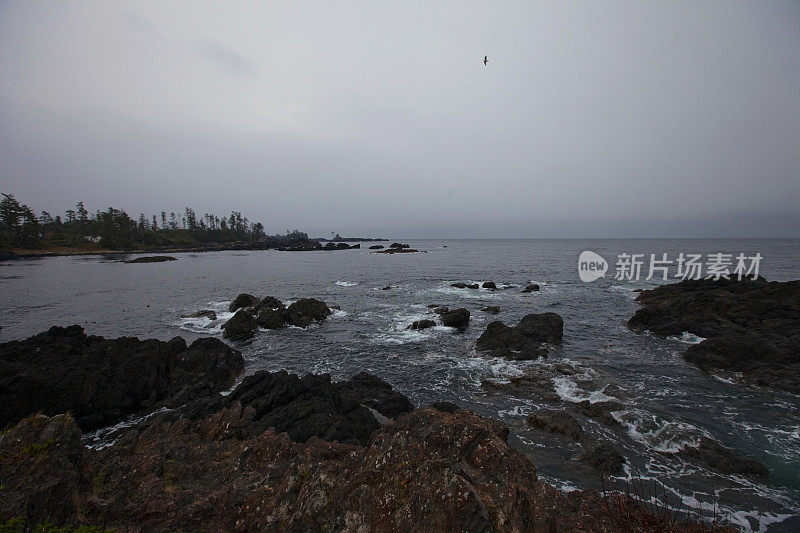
1,239,799,532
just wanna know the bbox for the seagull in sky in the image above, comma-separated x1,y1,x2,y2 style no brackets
483,55,489,65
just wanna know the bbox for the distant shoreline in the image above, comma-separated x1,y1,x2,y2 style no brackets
0,238,383,261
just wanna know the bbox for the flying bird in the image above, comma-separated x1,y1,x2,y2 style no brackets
483,55,489,65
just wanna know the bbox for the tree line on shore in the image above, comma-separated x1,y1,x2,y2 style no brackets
0,193,309,251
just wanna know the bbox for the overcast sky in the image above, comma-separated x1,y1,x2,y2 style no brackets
1,1,798,238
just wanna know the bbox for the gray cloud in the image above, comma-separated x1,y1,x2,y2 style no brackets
194,38,255,77
0,1,798,238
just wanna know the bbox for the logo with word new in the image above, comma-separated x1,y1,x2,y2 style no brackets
578,251,608,282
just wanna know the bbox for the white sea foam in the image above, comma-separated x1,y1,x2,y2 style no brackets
335,281,358,287
668,331,706,344
611,409,707,453
83,407,172,450
553,376,614,404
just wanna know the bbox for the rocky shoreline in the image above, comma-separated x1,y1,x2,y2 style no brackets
0,326,722,531
628,277,800,393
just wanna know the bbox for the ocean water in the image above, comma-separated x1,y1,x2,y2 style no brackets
1,239,798,532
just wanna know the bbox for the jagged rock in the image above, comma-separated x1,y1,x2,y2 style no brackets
575,400,623,427
0,326,243,431
223,309,258,339
408,319,436,330
255,308,285,329
482,281,497,289
432,306,450,315
389,242,410,249
522,283,540,293
628,278,800,393
229,293,260,312
481,306,501,314
180,309,217,320
439,308,470,328
124,256,177,263
335,371,414,420
283,298,331,327
527,410,583,441
679,437,768,479
475,312,562,360
254,296,284,311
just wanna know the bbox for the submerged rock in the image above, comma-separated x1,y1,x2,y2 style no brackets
577,440,625,474
481,305,501,314
522,283,540,293
679,437,768,479
0,325,243,431
180,309,217,320
482,281,497,289
369,244,385,249
527,410,584,441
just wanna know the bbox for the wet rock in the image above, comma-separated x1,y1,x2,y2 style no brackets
229,293,260,312
475,312,562,360
575,400,623,427
679,437,768,479
516,312,564,344
439,307,470,328
482,281,497,289
254,296,284,311
335,371,414,420
0,326,243,431
408,319,436,330
450,282,479,289
389,242,410,249
381,285,392,290
223,309,258,339
481,305,501,314
527,410,584,441
369,244,384,249
181,309,217,320
577,440,625,474
255,307,285,329
628,278,800,393
124,255,177,263
522,283,540,293
432,306,450,315
283,298,331,327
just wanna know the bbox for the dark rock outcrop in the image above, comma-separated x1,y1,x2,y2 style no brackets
451,282,479,289
124,255,177,263
222,309,258,339
254,296,284,311
255,307,285,329
408,319,436,330
476,312,563,360
229,293,260,312
369,244,384,249
439,307,470,328
522,283,540,293
389,242,410,249
283,298,331,327
628,278,800,393
577,440,625,474
0,326,243,431
482,281,497,289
